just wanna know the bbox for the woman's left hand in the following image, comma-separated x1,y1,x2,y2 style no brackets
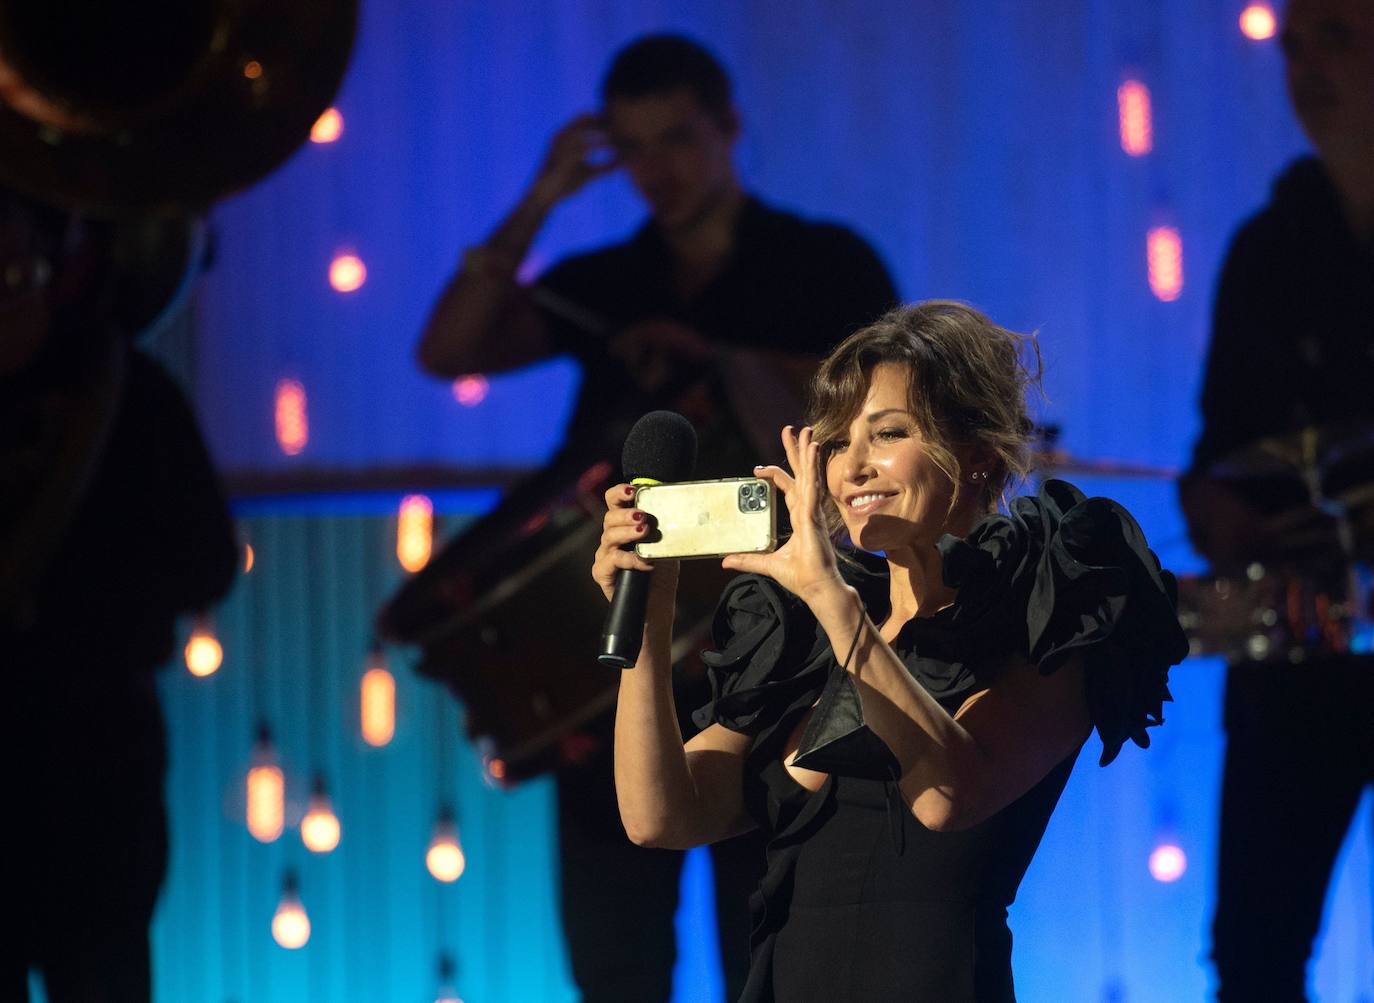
722,425,849,608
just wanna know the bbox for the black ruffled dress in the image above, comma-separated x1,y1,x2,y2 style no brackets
691,481,1190,1002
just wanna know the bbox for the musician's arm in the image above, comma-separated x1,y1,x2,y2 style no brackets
416,192,556,378
1181,216,1279,565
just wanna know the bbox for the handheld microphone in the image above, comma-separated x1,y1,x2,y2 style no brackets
597,410,697,668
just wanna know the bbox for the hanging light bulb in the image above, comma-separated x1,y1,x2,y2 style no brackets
1148,838,1188,883
274,378,309,455
426,807,466,883
360,645,396,747
184,613,223,677
1116,78,1153,156
1147,224,1184,301
397,494,434,572
1239,3,1277,40
271,870,312,949
300,774,341,853
246,725,285,842
434,951,464,1003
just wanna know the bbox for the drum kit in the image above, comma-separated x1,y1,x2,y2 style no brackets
1173,423,1374,666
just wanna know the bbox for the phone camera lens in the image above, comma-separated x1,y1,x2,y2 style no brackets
754,483,766,496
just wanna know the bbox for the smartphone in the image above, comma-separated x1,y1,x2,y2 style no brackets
634,477,777,560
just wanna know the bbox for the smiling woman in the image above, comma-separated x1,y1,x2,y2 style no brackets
593,300,1190,1002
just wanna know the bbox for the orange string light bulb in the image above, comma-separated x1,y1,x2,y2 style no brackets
246,725,285,842
397,494,434,572
271,870,311,949
274,378,309,456
360,645,396,747
1147,225,1185,301
300,774,341,854
1116,79,1153,156
184,614,223,677
426,808,466,883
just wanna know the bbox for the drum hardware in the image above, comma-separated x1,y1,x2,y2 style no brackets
1031,425,1178,480
1176,562,1374,664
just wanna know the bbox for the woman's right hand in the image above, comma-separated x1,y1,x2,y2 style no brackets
592,483,681,616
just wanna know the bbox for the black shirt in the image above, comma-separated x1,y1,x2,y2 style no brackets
537,195,898,456
1191,158,1374,501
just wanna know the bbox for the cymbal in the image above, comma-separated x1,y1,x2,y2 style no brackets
1032,447,1178,480
1209,422,1374,483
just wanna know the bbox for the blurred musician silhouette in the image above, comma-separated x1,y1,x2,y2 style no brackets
1180,1,1374,998
0,5,355,998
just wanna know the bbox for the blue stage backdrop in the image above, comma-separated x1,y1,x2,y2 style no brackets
102,1,1374,1000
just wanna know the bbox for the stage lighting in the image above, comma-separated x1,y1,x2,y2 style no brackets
426,809,466,883
397,494,434,572
311,107,344,143
1239,4,1277,40
452,374,489,407
247,726,286,842
301,776,341,853
271,871,311,949
361,647,396,747
329,253,366,293
184,615,223,677
1147,226,1184,301
274,378,309,456
1148,841,1187,882
1117,80,1153,156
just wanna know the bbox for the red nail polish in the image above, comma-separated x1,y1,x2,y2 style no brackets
624,485,634,495
636,524,646,533
632,511,644,521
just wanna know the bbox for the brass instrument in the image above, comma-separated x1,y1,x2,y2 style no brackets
0,0,357,215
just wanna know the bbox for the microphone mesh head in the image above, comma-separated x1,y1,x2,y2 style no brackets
621,410,697,482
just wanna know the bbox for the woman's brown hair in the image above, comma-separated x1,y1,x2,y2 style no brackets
807,300,1042,534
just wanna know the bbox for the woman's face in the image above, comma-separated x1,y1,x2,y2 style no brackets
823,362,973,554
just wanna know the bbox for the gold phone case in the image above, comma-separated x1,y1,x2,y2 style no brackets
634,478,778,560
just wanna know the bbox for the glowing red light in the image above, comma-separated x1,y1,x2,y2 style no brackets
1149,842,1187,882
329,254,366,293
1117,80,1153,156
1147,226,1184,302
451,374,489,407
1239,4,1277,40
310,107,344,144
274,379,309,456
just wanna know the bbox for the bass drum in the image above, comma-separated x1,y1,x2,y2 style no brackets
378,402,762,785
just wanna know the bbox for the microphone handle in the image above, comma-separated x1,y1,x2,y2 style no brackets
598,566,651,668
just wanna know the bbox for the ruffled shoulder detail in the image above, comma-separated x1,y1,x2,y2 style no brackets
937,479,1190,765
691,574,834,736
